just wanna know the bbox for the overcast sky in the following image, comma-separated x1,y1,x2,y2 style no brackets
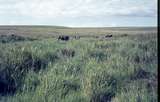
0,0,157,27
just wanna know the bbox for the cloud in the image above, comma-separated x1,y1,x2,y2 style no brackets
0,0,157,18
0,0,157,26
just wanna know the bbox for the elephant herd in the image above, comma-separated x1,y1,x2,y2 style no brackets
58,35,80,41
57,34,112,41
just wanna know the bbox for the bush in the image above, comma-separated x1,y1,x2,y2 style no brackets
0,46,59,95
0,35,34,43
90,72,117,102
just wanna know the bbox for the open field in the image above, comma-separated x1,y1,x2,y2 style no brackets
0,26,157,38
0,26,157,102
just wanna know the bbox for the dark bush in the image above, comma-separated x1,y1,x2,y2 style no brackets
0,72,17,95
0,50,58,95
130,68,152,80
60,49,75,57
0,34,34,43
120,34,128,37
91,91,115,102
61,80,80,97
14,51,46,72
90,72,117,102
21,72,40,92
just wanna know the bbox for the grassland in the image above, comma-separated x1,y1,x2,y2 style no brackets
0,26,157,38
0,26,157,102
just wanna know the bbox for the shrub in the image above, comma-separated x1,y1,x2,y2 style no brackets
0,35,34,43
58,48,75,58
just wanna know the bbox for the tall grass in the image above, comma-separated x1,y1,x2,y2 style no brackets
0,34,157,102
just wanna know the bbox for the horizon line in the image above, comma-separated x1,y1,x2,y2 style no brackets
0,25,157,28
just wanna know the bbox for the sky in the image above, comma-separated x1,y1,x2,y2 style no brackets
0,0,157,27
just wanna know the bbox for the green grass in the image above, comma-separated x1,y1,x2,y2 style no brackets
0,33,157,102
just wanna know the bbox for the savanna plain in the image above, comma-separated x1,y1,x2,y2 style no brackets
0,26,157,102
